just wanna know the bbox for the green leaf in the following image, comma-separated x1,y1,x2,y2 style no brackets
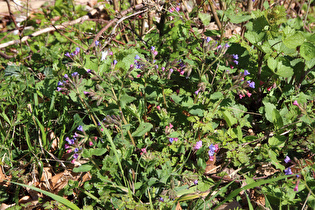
228,14,252,24
245,31,265,44
91,148,107,156
222,110,237,127
214,174,294,209
189,107,204,117
267,57,277,71
276,58,294,77
132,122,153,137
73,164,94,172
210,92,223,100
263,101,276,122
268,150,285,170
268,136,286,148
300,42,315,61
9,181,80,210
120,94,136,108
198,12,211,26
272,109,283,129
283,32,304,49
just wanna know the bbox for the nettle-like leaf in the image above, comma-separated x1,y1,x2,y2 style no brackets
300,42,315,61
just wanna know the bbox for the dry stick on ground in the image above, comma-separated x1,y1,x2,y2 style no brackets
91,4,148,51
0,4,105,50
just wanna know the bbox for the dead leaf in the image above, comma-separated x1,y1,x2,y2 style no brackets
205,155,217,174
175,202,182,210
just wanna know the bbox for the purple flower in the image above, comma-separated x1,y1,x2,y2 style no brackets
195,89,200,95
65,52,71,57
65,144,70,149
162,67,165,71
71,53,74,56
169,138,174,143
84,91,89,95
57,81,63,86
73,153,79,159
284,156,291,163
194,180,198,185
77,125,83,132
175,6,180,12
233,60,239,65
247,81,255,88
170,68,174,73
95,40,100,46
151,46,155,51
225,43,230,48
194,141,202,150
153,51,158,56
135,55,140,60
57,87,62,92
159,197,164,202
113,60,118,65
232,54,239,60
71,72,79,77
206,37,211,43
217,45,222,49
284,167,292,175
87,69,92,73
65,137,75,145
74,148,79,153
244,70,250,76
64,74,69,79
75,47,80,53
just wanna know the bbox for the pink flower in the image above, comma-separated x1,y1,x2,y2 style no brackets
169,7,175,12
67,149,72,153
137,74,141,78
239,94,245,99
293,100,299,106
169,123,174,129
156,105,161,111
140,148,147,155
89,141,93,146
294,180,300,191
71,159,75,164
214,144,219,152
267,86,272,91
173,138,178,142
246,91,252,97
100,128,104,132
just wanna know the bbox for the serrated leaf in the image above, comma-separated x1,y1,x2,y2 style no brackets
283,32,304,49
132,122,153,137
301,42,315,61
73,164,93,172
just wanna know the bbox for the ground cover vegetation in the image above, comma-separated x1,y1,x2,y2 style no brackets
0,0,315,209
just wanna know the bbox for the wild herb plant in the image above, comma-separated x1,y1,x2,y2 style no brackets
0,0,314,209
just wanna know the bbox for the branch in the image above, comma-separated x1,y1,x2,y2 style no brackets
0,4,105,50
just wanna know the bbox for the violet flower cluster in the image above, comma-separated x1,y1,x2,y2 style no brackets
64,125,94,164
65,47,80,58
